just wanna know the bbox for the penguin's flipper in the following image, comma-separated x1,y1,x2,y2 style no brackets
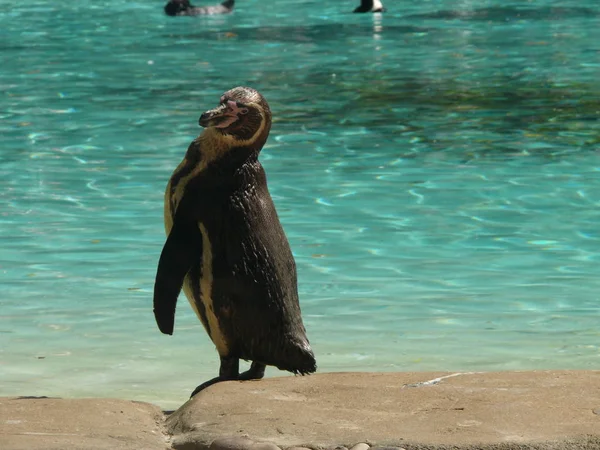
153,217,202,335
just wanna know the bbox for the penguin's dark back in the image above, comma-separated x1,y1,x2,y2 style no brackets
183,151,311,369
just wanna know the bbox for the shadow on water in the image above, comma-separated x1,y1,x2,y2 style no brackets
271,72,600,159
56,70,599,160
278,71,600,120
164,23,431,43
405,6,598,21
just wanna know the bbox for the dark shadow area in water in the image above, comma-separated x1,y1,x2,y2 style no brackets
164,23,430,43
276,71,600,122
19,69,593,161
406,6,597,22
270,71,600,160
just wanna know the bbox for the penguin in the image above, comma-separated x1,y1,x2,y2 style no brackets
153,87,317,397
354,0,386,13
164,0,234,16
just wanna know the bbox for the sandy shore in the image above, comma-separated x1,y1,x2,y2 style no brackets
2,371,600,450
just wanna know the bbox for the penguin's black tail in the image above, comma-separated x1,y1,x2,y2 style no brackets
241,330,317,375
274,336,317,375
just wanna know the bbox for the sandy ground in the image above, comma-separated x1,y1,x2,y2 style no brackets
2,371,600,450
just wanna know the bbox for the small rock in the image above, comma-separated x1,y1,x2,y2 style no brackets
171,432,212,450
286,447,312,450
251,443,281,450
370,447,405,450
457,419,482,428
191,422,208,431
593,408,600,415
349,444,370,450
210,436,256,450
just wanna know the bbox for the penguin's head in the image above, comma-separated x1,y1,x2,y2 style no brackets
199,86,272,151
164,0,193,16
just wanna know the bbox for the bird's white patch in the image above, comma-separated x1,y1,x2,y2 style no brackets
372,0,384,11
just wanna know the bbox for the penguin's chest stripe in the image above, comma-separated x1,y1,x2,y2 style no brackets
168,165,204,223
164,160,208,235
163,158,200,234
197,223,229,355
165,131,232,230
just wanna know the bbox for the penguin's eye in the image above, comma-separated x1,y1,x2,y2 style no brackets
234,101,249,115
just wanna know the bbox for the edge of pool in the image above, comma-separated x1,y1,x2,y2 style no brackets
2,370,599,450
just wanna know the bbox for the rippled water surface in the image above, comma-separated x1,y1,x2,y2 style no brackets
2,0,600,408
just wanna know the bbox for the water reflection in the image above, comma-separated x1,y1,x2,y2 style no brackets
170,23,430,43
372,12,383,41
406,6,598,21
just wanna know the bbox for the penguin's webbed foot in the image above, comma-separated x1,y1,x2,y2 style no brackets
190,359,266,398
190,376,222,397
238,361,266,380
190,355,239,398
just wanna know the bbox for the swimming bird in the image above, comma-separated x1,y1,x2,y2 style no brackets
164,0,234,16
354,0,386,13
153,87,317,397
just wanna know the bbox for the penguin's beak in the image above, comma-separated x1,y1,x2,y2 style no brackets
199,104,227,127
199,101,240,129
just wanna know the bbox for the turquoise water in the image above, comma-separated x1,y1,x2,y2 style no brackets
2,0,600,408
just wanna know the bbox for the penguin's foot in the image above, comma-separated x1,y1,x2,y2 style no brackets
238,361,266,380
189,376,222,397
190,358,266,398
189,355,238,397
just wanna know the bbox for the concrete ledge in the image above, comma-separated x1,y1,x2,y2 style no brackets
2,371,600,449
166,371,600,450
0,397,168,450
